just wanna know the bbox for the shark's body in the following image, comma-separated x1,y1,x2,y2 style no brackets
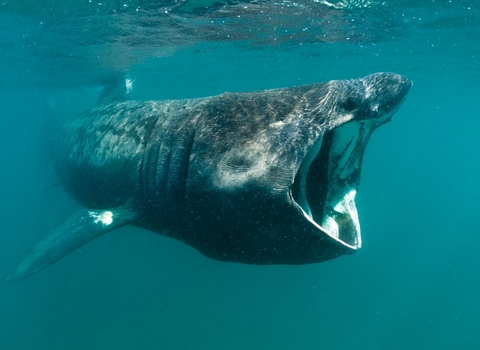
9,72,411,281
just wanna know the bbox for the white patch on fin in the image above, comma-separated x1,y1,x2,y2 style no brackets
89,211,113,226
125,78,134,95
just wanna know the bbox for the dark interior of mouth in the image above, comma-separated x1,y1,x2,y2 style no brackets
304,132,332,224
291,133,331,225
290,126,361,248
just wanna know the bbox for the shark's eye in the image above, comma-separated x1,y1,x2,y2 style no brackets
343,97,360,112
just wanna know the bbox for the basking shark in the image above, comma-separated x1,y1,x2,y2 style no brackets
8,72,411,281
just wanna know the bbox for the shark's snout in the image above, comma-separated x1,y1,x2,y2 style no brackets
364,73,412,116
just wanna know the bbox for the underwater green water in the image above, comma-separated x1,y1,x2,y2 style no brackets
0,1,479,349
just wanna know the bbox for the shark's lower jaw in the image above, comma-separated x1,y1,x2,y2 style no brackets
290,119,379,249
321,187,360,247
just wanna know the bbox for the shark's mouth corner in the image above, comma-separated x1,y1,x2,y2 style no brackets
290,119,379,250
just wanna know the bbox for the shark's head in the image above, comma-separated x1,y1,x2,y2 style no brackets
289,72,412,252
189,72,412,264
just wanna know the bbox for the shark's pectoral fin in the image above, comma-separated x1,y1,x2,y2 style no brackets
7,204,139,282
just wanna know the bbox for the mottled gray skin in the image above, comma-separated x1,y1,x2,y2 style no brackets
9,72,411,281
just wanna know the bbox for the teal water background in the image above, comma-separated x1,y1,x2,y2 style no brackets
1,1,479,349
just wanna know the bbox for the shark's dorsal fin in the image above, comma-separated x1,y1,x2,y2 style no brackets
97,75,133,105
8,204,139,281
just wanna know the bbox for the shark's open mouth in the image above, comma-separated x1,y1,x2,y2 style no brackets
290,119,381,249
